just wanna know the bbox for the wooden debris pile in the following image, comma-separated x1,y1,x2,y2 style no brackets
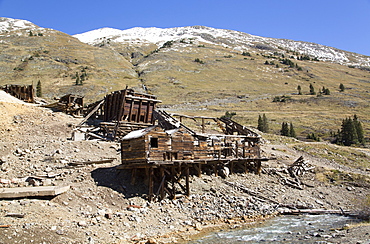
44,94,84,116
264,156,315,190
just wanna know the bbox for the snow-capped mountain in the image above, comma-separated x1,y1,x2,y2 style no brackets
74,25,370,67
0,17,46,34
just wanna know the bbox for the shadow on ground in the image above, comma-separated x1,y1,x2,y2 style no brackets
91,166,150,199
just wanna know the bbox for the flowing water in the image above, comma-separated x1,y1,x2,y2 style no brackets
191,214,361,244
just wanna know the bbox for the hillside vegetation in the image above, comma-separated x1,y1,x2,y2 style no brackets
0,18,369,143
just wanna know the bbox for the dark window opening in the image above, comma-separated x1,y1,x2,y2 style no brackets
150,138,158,148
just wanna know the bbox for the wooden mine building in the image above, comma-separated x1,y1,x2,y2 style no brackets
118,110,267,201
78,88,267,201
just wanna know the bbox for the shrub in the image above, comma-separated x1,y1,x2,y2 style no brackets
273,95,291,102
194,58,204,64
221,111,236,119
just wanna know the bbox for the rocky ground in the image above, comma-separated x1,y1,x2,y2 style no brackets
0,90,370,244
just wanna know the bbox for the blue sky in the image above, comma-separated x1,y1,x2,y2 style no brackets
1,0,370,56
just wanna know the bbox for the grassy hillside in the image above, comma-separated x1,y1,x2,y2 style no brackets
125,40,369,142
0,28,141,100
0,31,369,143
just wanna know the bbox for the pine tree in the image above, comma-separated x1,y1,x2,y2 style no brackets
289,122,296,138
257,114,269,133
297,85,302,95
36,80,42,97
262,114,268,133
257,115,264,132
339,83,345,92
309,83,316,95
353,115,364,144
339,117,358,146
75,72,80,86
280,122,289,136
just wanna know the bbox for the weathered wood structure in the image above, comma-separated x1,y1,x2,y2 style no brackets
118,111,268,201
80,88,161,140
2,84,35,103
45,94,84,116
74,88,267,201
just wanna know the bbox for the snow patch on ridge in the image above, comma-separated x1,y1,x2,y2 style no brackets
74,25,370,67
0,17,44,33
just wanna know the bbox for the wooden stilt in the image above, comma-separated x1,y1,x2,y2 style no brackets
171,166,176,199
148,167,154,202
185,164,190,196
131,168,137,185
160,167,165,200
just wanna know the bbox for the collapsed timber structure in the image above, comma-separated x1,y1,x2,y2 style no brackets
78,88,267,201
75,88,160,140
44,94,84,116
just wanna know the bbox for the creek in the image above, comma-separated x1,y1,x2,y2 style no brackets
191,214,361,243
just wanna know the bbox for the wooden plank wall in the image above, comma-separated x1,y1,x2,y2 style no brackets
3,84,35,102
121,137,147,163
103,89,157,124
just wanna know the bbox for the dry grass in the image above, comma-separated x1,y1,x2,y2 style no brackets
1,33,369,140
291,143,370,170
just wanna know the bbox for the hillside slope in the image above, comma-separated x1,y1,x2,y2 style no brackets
0,18,369,140
0,17,139,100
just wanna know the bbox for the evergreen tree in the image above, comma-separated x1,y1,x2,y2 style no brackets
353,115,364,144
339,117,358,146
280,122,289,136
297,85,302,95
257,115,264,131
262,114,269,133
323,87,330,95
257,114,269,132
75,72,81,86
309,83,316,95
289,122,296,138
339,83,345,92
36,80,42,97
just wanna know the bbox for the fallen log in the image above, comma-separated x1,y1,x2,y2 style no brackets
5,213,25,218
0,224,11,228
67,158,115,167
0,185,70,199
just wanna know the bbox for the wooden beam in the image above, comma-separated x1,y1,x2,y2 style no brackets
185,164,190,196
0,186,70,199
148,167,154,202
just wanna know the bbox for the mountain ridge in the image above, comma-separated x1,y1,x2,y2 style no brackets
73,25,370,67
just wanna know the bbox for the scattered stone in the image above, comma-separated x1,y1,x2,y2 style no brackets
78,221,88,227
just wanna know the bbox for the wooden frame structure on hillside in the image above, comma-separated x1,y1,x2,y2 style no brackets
118,111,268,201
2,84,35,103
80,88,161,140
